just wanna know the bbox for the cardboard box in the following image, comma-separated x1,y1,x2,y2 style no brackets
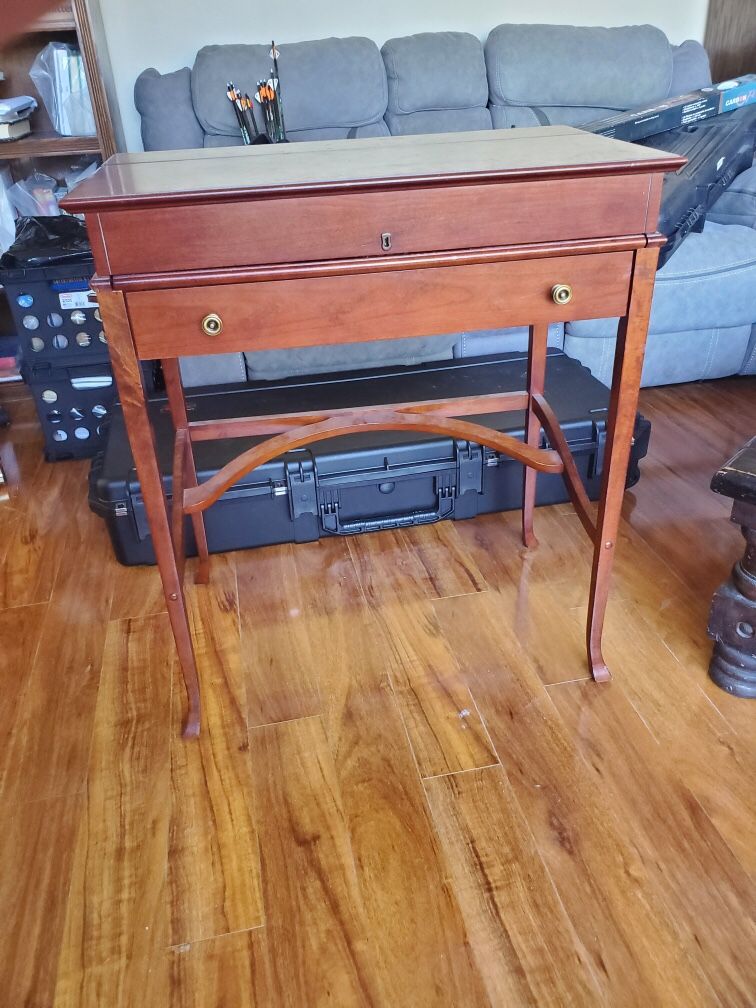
584,75,756,142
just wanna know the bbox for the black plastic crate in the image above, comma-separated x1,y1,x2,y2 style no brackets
89,350,652,565
25,360,116,461
1,260,109,367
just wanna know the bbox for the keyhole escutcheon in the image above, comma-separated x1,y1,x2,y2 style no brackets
381,232,392,252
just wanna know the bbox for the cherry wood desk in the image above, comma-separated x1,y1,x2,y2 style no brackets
63,128,684,737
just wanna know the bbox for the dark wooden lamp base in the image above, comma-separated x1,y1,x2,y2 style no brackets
707,440,756,699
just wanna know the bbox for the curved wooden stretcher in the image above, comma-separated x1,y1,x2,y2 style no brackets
63,127,683,737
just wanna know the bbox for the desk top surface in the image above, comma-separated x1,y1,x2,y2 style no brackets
63,126,683,212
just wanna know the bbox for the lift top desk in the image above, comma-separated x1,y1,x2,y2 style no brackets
63,127,684,737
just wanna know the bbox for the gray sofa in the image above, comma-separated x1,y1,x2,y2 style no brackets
134,23,756,389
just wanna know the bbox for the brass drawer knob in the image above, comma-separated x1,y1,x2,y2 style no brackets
552,284,573,306
201,313,223,336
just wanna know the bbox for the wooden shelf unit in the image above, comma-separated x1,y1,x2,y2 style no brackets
0,130,101,160
27,7,77,32
0,0,117,178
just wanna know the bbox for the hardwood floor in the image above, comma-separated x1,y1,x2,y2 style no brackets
1,374,755,1007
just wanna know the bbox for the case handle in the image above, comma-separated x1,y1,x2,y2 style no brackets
320,487,456,536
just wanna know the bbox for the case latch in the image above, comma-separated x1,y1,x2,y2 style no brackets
590,419,607,479
286,459,318,519
456,441,483,495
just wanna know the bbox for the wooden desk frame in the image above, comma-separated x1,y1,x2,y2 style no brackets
65,130,682,737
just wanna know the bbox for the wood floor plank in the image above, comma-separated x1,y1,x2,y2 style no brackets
0,603,46,744
165,929,272,1008
169,555,263,946
556,502,735,709
53,950,169,1008
599,590,756,876
53,614,173,1006
631,380,756,591
541,508,756,878
452,505,588,594
451,509,598,685
701,672,756,739
2,374,755,1006
304,540,492,1007
0,458,80,609
348,520,487,605
0,437,43,509
237,542,323,726
0,386,44,445
0,520,115,804
0,794,83,1008
377,599,499,777
432,590,720,1008
425,766,602,1008
249,715,386,1007
515,508,756,877
109,563,168,620
547,677,756,1007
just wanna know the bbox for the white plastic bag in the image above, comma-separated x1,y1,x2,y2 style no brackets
29,42,95,137
7,173,60,216
0,167,16,254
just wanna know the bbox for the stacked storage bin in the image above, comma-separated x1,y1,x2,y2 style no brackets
2,259,115,460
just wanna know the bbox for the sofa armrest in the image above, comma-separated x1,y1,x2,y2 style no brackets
708,165,756,229
134,67,204,151
568,221,756,339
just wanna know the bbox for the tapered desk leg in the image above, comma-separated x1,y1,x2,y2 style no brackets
97,289,201,738
522,323,549,547
587,246,659,681
162,358,210,584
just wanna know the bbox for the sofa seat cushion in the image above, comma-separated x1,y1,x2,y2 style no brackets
192,37,387,140
382,32,491,135
490,105,613,128
244,333,460,381
486,23,672,113
386,108,492,135
565,324,754,387
564,324,753,387
647,221,756,332
567,222,756,342
707,165,756,229
452,324,564,358
742,325,756,375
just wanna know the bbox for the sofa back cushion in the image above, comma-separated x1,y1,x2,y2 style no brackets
382,32,492,135
486,23,673,110
487,28,713,129
191,36,388,143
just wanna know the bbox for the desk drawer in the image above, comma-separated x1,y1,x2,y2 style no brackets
101,174,652,276
126,250,634,359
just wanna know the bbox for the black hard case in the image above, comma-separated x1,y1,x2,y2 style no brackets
89,350,651,566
